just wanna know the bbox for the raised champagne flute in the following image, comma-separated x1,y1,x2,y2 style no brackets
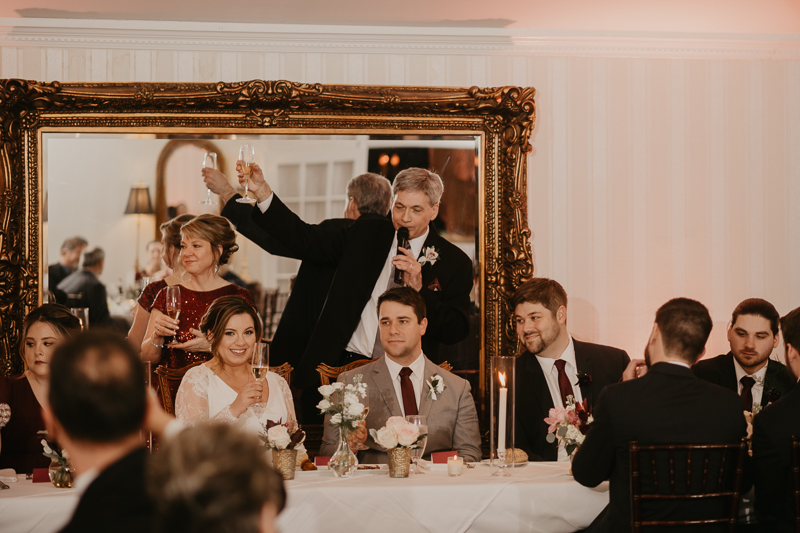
405,415,428,474
163,285,181,346
200,151,217,205
235,143,256,204
250,342,269,418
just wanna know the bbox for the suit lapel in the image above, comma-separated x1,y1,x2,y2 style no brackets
573,339,594,407
418,357,437,418
372,358,403,418
524,353,555,416
720,353,739,393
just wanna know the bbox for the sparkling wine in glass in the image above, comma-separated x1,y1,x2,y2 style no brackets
250,342,269,418
200,151,217,205
405,415,428,474
235,143,256,204
164,286,181,345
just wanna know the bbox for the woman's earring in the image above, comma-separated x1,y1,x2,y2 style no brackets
214,264,219,276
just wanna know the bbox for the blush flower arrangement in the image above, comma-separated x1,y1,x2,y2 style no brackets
260,419,307,452
544,395,593,457
369,416,427,450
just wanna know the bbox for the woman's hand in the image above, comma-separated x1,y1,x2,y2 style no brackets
230,381,265,418
171,328,211,352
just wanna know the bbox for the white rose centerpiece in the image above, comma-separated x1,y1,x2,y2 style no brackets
318,374,368,432
260,419,306,452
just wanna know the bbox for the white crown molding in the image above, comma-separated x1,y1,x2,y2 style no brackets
1,18,799,60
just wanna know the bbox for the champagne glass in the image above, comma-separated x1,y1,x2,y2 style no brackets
235,143,256,204
250,342,269,418
200,151,217,205
163,286,181,345
405,415,428,474
70,308,89,330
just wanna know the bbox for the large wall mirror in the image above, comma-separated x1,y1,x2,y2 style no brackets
0,79,536,402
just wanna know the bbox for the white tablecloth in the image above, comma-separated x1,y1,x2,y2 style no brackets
0,462,608,533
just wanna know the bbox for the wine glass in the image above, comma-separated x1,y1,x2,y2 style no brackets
163,286,181,345
350,384,370,451
235,143,256,204
200,151,217,205
405,415,428,474
250,342,269,418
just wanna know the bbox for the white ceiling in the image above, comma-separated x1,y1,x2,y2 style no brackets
1,0,798,35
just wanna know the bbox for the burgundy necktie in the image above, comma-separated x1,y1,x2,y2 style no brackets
740,376,756,412
554,359,575,407
399,367,418,416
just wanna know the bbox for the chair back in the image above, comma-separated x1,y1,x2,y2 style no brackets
156,361,295,415
792,436,800,533
629,439,747,533
317,360,453,386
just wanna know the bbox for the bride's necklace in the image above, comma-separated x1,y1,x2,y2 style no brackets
220,366,249,392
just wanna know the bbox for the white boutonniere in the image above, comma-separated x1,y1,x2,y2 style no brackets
426,374,446,400
418,246,439,266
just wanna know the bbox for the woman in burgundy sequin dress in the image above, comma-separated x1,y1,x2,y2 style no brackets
141,214,255,369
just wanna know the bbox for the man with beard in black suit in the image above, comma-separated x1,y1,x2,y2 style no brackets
752,305,800,533
511,278,630,461
572,298,747,533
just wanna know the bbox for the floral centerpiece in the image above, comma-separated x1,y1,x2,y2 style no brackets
318,375,368,477
41,438,73,488
370,416,427,478
260,420,306,480
543,395,593,458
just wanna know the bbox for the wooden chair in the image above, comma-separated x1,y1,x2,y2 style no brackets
155,361,295,415
629,439,747,532
317,360,453,386
792,436,800,533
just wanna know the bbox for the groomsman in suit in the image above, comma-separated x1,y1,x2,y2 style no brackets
512,278,630,461
693,298,795,410
42,331,175,533
214,163,472,390
572,298,747,533
752,306,800,533
319,287,481,463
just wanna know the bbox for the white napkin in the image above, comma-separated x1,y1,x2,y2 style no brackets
0,468,18,482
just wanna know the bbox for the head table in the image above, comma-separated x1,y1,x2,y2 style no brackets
0,461,608,533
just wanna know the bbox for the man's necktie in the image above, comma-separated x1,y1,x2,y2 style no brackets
399,367,418,416
554,359,575,407
740,376,756,412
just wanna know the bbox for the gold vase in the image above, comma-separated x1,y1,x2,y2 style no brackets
387,447,411,478
48,459,74,488
272,448,298,481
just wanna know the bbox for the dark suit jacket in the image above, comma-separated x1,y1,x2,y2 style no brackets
514,338,630,461
693,352,795,405
56,269,111,326
221,195,355,370
752,381,800,533
572,363,748,533
60,448,154,533
250,194,473,388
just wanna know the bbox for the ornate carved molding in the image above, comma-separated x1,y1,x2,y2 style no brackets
0,79,535,397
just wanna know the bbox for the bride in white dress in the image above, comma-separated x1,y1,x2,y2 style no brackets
175,295,295,436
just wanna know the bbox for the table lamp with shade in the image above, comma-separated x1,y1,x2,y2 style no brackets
124,185,154,275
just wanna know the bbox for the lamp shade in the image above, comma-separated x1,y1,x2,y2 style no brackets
124,186,153,215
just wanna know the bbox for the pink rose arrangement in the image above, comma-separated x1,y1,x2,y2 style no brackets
543,395,592,457
260,419,307,452
370,416,427,450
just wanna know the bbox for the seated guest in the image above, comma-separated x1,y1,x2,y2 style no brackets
0,305,81,473
320,287,481,463
57,247,112,327
511,278,630,461
694,298,794,409
752,306,800,533
175,296,295,436
48,236,87,304
136,240,167,281
128,214,194,351
141,214,255,370
572,298,748,533
148,423,286,533
43,330,174,533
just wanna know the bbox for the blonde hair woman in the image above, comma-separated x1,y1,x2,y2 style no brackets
141,214,255,369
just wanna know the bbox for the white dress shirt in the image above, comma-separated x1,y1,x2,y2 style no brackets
733,357,768,407
384,352,427,417
536,337,582,462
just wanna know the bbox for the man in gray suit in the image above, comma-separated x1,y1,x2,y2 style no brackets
320,287,481,463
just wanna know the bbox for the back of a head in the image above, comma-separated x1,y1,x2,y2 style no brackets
655,298,713,364
509,278,568,316
392,167,444,206
731,298,780,335
49,330,146,443
148,424,285,533
160,214,195,250
81,247,105,269
346,173,392,216
781,307,800,350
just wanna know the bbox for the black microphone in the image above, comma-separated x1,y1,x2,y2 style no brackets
394,227,410,285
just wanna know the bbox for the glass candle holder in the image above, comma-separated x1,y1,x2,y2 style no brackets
490,356,515,476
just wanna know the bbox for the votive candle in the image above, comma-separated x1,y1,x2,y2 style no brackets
447,455,464,477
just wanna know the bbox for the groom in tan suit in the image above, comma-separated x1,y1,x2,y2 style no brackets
320,287,481,463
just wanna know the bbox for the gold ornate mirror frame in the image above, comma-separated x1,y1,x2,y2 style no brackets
0,79,535,396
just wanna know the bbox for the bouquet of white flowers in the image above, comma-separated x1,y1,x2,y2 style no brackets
369,416,427,450
317,375,368,432
260,419,306,452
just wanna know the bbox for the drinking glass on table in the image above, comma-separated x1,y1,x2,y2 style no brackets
405,415,428,474
250,342,269,418
200,151,217,205
235,143,256,204
163,286,181,345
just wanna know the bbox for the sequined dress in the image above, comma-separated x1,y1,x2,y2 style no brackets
137,279,167,312
151,284,255,369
